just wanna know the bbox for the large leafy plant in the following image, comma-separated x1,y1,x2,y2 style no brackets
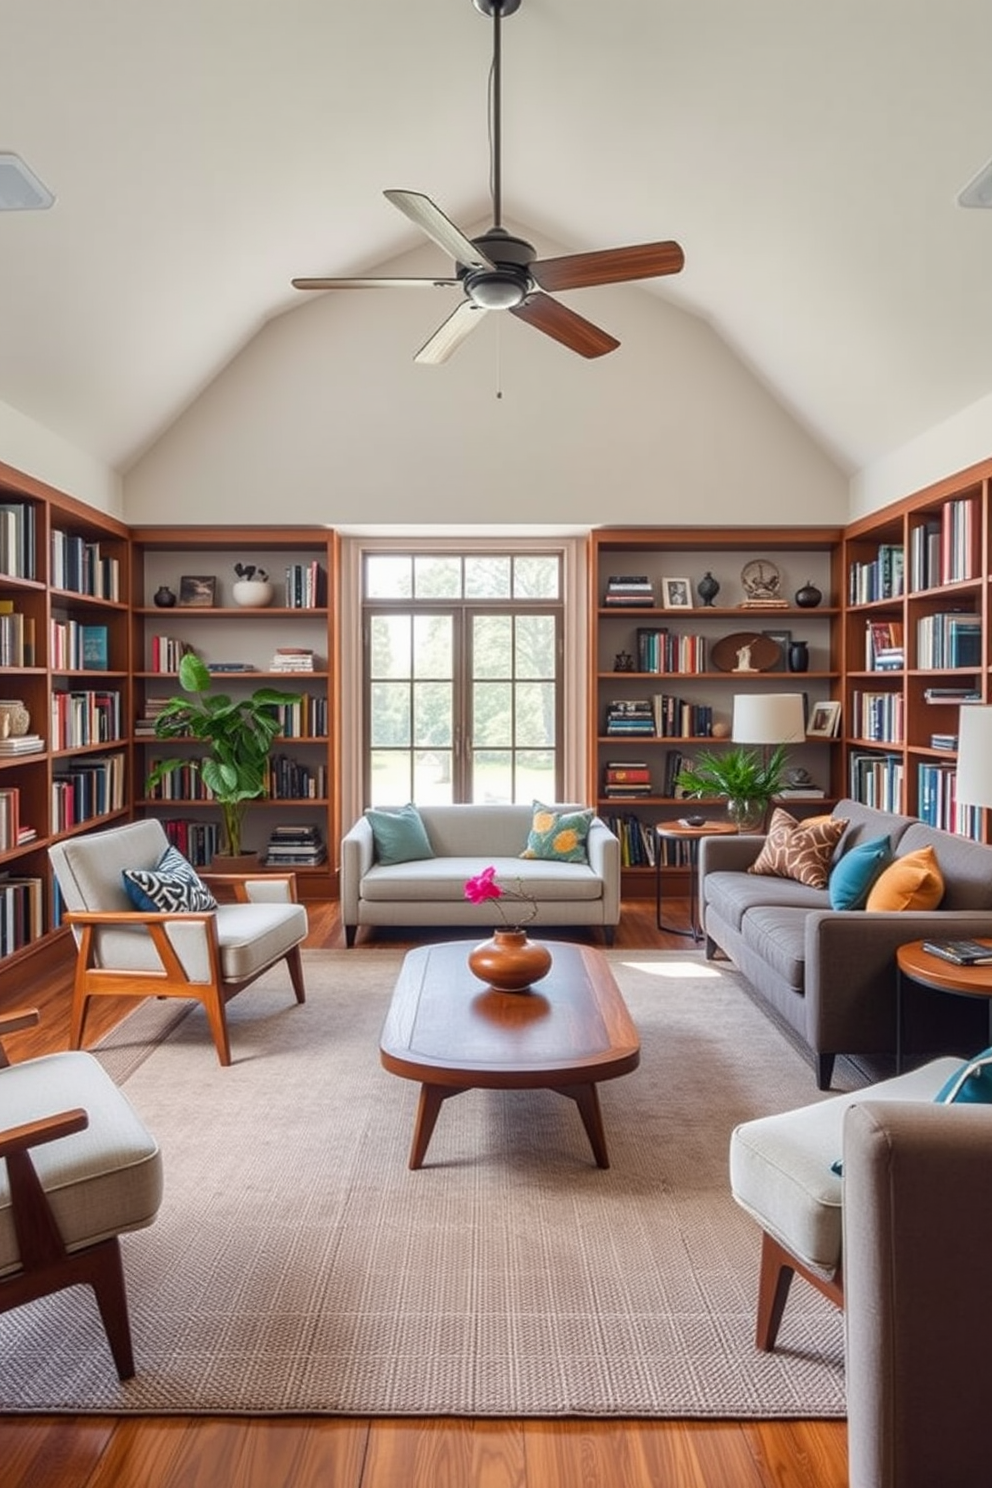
675,744,788,812
147,652,300,858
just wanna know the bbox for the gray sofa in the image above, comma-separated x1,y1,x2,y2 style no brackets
340,802,621,947
699,798,992,1088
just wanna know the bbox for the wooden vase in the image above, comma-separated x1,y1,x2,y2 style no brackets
467,929,552,992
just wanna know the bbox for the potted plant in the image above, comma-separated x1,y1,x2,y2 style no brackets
675,744,788,832
232,563,274,608
147,651,300,864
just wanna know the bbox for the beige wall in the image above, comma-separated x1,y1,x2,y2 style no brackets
123,229,848,529
0,400,121,517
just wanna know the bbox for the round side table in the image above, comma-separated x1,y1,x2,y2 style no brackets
655,820,738,941
894,940,992,1073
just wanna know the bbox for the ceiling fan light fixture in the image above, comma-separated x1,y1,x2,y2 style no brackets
957,156,992,208
465,272,528,309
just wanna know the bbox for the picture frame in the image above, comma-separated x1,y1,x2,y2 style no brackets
807,700,841,738
661,577,693,610
761,628,792,673
178,574,217,608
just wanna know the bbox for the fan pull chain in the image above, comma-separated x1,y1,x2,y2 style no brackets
495,318,503,399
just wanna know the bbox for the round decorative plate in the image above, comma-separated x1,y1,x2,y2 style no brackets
710,631,782,673
740,558,783,602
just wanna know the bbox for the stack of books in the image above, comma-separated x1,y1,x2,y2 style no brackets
270,647,315,673
605,699,655,736
603,762,653,799
603,575,655,608
265,824,327,867
0,734,44,756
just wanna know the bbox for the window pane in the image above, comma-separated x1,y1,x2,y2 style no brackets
465,555,511,598
414,555,461,598
473,613,512,678
514,555,559,599
413,613,453,678
474,681,512,746
472,750,513,804
515,614,556,679
369,749,412,805
369,682,410,747
414,681,453,747
366,555,412,599
369,614,411,679
414,750,453,803
515,681,556,746
515,750,557,800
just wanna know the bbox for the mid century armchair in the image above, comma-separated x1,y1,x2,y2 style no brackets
0,1008,163,1378
49,819,308,1067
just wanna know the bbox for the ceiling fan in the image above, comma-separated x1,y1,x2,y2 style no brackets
291,0,684,364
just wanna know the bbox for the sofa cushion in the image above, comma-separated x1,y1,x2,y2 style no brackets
740,905,810,990
748,808,848,889
520,802,594,862
365,803,435,865
704,869,829,933
897,822,992,910
828,834,892,911
360,855,604,903
866,845,944,912
122,844,218,913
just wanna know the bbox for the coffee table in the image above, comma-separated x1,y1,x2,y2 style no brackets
379,940,640,1170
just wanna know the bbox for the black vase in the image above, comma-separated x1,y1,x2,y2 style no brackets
788,640,810,673
153,585,177,608
794,580,822,609
696,571,720,607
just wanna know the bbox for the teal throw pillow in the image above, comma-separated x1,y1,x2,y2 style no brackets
828,835,891,911
934,1047,992,1104
365,803,435,865
122,844,218,913
520,802,594,863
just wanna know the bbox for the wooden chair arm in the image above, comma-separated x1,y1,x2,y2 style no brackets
64,909,216,927
0,1009,40,1038
0,1108,89,1159
200,873,298,904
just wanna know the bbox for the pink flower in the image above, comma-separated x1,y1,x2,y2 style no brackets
464,865,538,930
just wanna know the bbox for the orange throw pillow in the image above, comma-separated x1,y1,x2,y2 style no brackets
747,807,848,889
865,845,944,912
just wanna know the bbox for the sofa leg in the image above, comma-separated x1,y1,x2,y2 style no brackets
345,925,357,948
602,926,616,947
704,934,718,960
816,1052,835,1091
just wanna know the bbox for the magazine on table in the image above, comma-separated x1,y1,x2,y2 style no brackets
922,939,992,966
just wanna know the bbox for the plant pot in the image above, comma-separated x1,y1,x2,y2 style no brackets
467,930,552,992
210,851,262,873
232,579,274,608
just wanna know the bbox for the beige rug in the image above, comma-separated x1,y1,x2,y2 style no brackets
0,947,854,1417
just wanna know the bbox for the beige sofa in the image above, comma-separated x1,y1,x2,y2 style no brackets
340,802,620,947
700,799,992,1088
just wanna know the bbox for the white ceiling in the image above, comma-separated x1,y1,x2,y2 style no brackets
3,0,992,478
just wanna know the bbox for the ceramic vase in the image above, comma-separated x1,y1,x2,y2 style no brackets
788,640,810,672
232,579,274,608
153,585,177,608
467,929,552,992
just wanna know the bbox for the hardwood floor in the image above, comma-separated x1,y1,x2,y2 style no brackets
0,899,849,1488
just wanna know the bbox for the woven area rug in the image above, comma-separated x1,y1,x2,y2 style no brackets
0,947,855,1417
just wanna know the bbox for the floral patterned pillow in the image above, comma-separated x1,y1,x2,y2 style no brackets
520,803,594,863
747,808,848,889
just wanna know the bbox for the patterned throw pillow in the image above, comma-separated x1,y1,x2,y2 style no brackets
865,845,944,912
747,807,848,889
934,1047,992,1104
122,844,218,913
520,802,594,862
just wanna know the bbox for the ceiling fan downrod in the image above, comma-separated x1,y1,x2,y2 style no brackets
473,0,521,230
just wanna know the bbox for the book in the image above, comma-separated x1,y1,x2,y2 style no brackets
922,939,992,966
81,623,109,670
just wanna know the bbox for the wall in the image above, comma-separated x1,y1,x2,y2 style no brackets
0,399,122,516
851,389,992,518
123,227,848,529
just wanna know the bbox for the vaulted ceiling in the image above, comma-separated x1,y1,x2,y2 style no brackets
2,0,992,479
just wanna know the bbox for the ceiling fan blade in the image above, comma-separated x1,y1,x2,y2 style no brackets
414,300,488,365
292,276,459,291
530,241,685,292
384,189,495,271
510,293,619,359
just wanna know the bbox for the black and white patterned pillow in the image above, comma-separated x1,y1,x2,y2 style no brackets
122,844,218,913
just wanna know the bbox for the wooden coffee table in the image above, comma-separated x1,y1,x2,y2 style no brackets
379,940,640,1170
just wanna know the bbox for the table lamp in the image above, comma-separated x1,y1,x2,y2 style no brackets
732,693,807,752
955,705,992,815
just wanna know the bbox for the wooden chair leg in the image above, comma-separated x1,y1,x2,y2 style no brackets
285,944,306,1004
75,1237,136,1380
199,987,232,1066
69,984,91,1051
755,1230,845,1351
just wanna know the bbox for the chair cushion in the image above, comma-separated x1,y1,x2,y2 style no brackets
729,1058,962,1273
0,1051,163,1275
828,834,892,910
747,808,848,889
365,803,435,865
520,802,595,862
865,845,944,912
122,844,218,913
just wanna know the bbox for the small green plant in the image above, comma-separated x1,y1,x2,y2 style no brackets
147,652,299,858
675,744,788,821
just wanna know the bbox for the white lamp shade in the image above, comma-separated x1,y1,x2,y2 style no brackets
955,705,992,808
732,693,807,745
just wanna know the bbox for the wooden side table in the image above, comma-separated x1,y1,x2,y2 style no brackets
655,820,738,941
894,940,992,1073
